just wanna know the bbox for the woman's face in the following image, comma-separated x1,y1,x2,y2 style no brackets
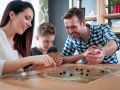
37,34,55,51
10,8,33,35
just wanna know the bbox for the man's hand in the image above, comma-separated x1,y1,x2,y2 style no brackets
83,45,97,57
86,48,105,65
83,45,105,65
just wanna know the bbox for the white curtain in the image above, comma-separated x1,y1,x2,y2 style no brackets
31,0,49,47
39,0,49,23
0,0,13,21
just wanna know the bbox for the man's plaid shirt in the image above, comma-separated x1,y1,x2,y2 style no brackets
62,24,120,64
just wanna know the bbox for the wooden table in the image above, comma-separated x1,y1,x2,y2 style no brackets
1,64,120,90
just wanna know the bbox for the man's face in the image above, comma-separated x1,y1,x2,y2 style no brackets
64,16,83,39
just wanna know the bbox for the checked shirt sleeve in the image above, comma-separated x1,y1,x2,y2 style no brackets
62,36,76,56
102,24,120,50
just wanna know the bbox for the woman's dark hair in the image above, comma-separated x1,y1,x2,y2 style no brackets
0,0,35,57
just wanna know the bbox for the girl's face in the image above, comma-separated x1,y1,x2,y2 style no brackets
10,8,33,35
37,34,55,51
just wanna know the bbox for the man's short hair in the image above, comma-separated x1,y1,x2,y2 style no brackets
62,7,85,23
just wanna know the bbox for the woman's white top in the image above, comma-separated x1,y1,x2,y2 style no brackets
0,28,21,77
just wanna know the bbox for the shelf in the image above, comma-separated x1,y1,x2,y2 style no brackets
85,16,97,21
112,27,120,34
104,13,120,19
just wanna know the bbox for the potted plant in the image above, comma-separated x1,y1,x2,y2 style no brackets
108,0,120,13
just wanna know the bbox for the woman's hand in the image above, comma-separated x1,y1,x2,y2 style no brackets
28,54,56,68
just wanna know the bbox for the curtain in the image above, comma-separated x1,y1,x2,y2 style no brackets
39,0,49,23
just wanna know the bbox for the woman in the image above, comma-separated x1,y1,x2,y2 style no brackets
0,0,56,77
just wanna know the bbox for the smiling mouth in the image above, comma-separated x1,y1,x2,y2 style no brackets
22,25,28,30
45,47,49,50
71,33,78,38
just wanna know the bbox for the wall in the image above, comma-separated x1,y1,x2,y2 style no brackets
48,0,69,52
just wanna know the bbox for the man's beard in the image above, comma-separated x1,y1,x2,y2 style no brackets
78,29,83,39
70,30,83,39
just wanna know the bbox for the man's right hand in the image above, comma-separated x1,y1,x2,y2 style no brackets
83,45,97,57
84,45,105,65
